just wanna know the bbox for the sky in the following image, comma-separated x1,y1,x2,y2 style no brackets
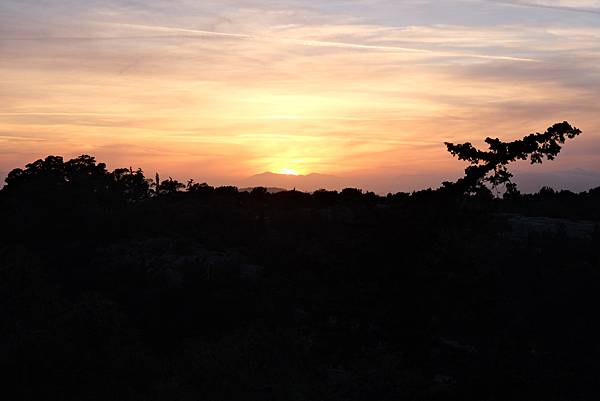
1,0,600,193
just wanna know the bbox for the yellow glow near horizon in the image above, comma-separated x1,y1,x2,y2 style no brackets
1,2,599,193
278,168,301,176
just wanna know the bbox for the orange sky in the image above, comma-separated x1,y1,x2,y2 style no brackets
1,1,600,192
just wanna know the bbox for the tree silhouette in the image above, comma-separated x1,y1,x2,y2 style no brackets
4,155,109,196
187,180,215,195
157,177,185,195
2,155,154,203
5,155,67,190
444,121,581,196
110,167,150,201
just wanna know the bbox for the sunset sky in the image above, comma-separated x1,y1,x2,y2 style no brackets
2,0,600,192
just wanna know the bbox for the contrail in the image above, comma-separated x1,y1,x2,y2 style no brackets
114,22,537,62
0,22,535,63
485,0,600,15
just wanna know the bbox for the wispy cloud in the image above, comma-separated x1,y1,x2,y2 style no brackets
487,0,600,15
1,21,537,62
1,0,599,191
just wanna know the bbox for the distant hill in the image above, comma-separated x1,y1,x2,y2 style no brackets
240,172,350,192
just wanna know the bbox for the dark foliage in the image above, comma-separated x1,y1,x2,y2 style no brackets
444,121,581,196
1,134,599,400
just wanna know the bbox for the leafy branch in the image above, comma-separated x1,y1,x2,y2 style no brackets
444,121,581,197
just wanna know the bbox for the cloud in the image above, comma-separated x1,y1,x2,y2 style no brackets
1,0,599,190
1,21,537,62
486,0,600,14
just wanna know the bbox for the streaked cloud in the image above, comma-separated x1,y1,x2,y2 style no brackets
1,0,599,191
488,0,600,14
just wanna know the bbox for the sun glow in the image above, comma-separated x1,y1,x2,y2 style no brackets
278,168,300,176
3,0,600,194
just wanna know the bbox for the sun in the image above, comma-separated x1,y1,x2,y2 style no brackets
278,168,300,176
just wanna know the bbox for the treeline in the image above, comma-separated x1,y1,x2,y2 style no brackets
2,154,600,219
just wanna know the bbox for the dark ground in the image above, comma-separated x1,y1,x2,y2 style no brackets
1,156,600,400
